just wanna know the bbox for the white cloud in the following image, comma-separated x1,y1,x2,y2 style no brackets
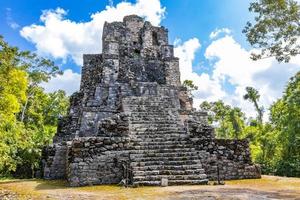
174,38,201,81
205,35,300,119
20,0,165,65
209,28,231,39
40,69,81,95
175,35,300,120
6,8,20,30
174,38,226,105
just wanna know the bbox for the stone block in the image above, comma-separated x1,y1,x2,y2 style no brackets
161,178,168,187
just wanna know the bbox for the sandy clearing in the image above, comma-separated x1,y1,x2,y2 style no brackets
0,176,299,200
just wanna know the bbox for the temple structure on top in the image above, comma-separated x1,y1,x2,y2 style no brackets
42,15,261,187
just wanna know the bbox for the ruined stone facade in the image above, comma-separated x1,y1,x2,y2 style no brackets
42,15,261,187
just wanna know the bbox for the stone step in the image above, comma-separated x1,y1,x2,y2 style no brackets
132,134,187,138
124,97,173,101
131,125,183,128
133,134,189,140
129,110,177,112
124,98,174,102
131,159,201,167
133,134,187,138
130,122,181,126
126,107,177,110
130,114,179,116
131,130,189,138
130,148,196,154
130,119,180,122
135,141,190,145
130,151,198,158
168,179,208,185
133,179,208,186
124,99,174,102
133,137,190,143
130,112,179,115
131,124,183,127
124,102,176,106
133,174,207,182
132,132,186,136
132,164,202,171
126,107,177,111
131,128,185,132
131,144,194,150
133,169,206,176
133,181,160,186
129,110,177,113
131,117,178,120
131,155,200,162
132,131,187,136
131,123,181,126
130,115,179,118
122,96,210,186
127,102,176,105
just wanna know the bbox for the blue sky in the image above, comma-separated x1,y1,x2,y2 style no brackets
1,0,299,118
1,0,252,68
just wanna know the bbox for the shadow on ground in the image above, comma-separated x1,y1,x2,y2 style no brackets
34,180,69,190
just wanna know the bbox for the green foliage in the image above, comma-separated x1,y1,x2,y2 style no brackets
201,73,300,177
270,72,300,177
244,0,300,62
243,86,264,124
0,36,68,177
183,80,198,98
200,100,246,139
253,124,281,174
243,3,299,172
183,80,198,91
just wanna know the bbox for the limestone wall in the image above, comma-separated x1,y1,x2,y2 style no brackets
193,139,261,180
67,137,131,186
67,113,132,186
42,143,68,179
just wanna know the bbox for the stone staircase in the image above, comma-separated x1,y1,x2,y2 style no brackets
44,144,68,179
122,96,208,186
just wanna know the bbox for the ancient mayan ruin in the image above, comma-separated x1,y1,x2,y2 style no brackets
42,15,261,187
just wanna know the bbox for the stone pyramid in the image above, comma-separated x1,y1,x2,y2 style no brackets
42,15,261,187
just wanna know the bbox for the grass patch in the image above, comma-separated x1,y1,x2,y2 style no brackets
227,175,300,191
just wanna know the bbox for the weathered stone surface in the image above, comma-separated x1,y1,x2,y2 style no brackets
42,15,261,187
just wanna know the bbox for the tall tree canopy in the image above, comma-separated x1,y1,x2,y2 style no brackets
200,100,246,139
243,86,264,124
270,72,300,176
0,36,68,177
200,79,299,177
244,0,300,62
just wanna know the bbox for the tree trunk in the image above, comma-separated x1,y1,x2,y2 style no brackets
20,96,29,122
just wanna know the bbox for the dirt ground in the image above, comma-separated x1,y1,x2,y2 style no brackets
0,175,299,200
